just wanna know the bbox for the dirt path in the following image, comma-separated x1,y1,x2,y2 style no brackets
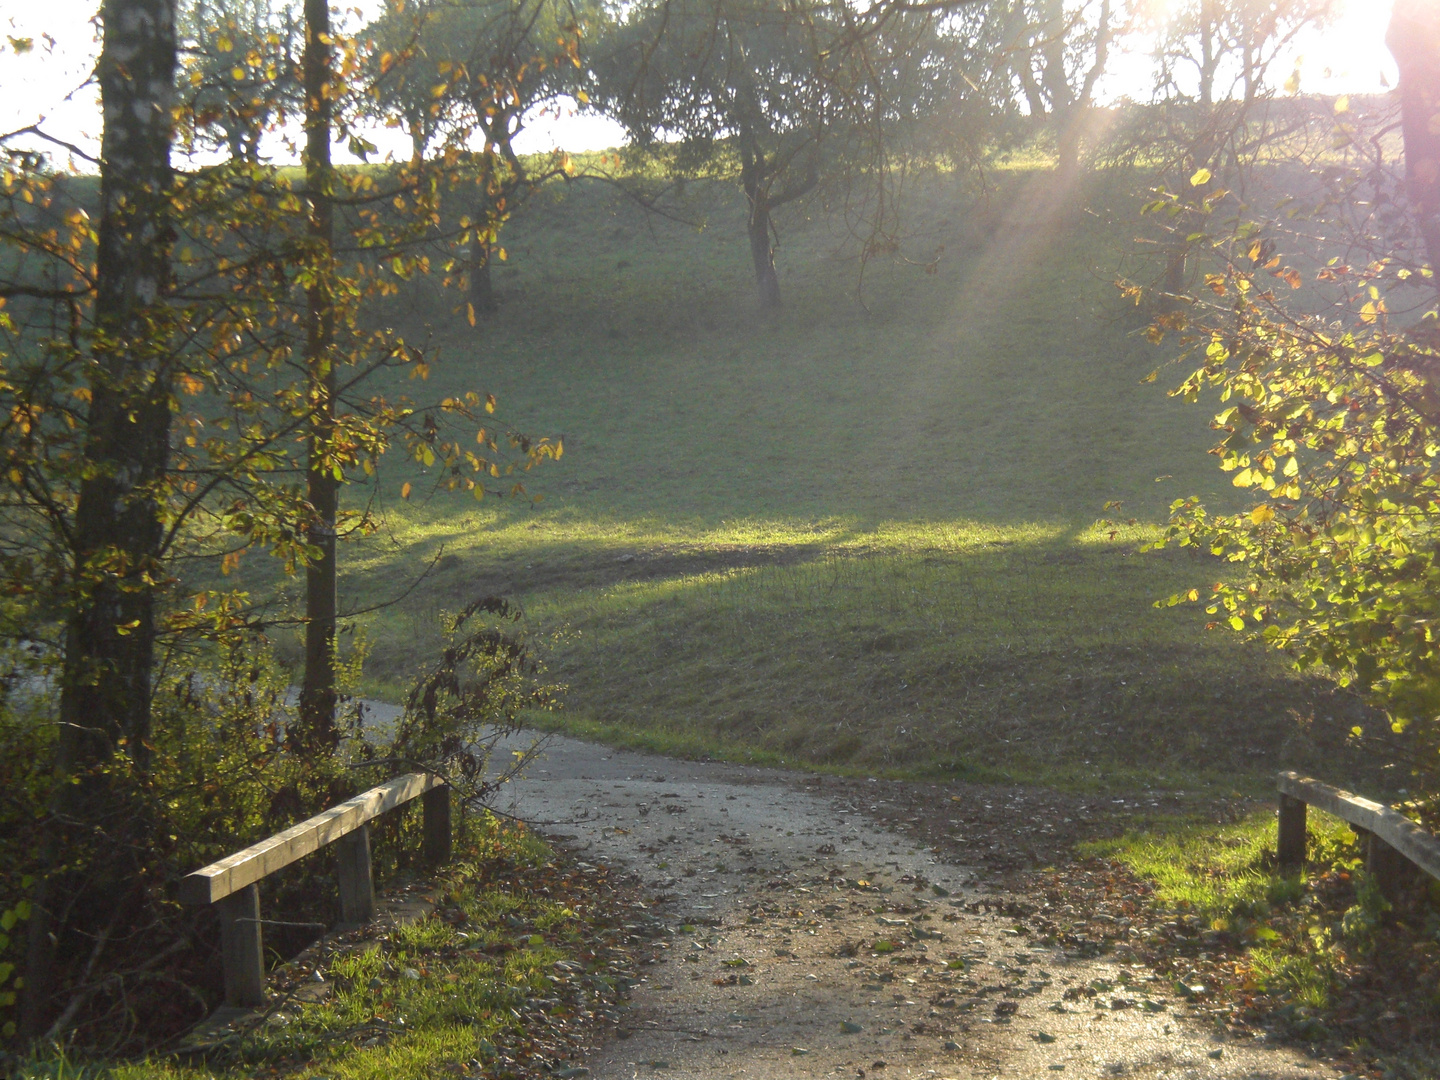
470,731,1347,1080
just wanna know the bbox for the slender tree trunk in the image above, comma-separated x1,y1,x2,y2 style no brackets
226,118,245,162
1161,245,1188,300
741,146,780,310
1389,0,1440,276
1055,110,1083,182
1037,0,1070,118
1007,0,1047,119
409,111,427,167
21,0,178,1040
469,209,497,317
747,200,781,310
299,0,338,752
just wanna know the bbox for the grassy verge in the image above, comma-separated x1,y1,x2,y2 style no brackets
1036,811,1440,1077
16,815,647,1080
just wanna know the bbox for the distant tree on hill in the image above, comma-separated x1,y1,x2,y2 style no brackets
1000,0,1124,179
589,0,826,309
177,0,303,161
363,0,592,318
590,0,973,310
1115,0,1335,305
1150,0,1332,109
363,1,447,165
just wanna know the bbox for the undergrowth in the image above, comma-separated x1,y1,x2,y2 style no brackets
14,813,645,1080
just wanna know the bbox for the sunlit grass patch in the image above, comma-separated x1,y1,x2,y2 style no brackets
1080,811,1375,1016
1081,812,1352,920
1079,806,1440,1075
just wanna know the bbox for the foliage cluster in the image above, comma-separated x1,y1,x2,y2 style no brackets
1139,89,1440,801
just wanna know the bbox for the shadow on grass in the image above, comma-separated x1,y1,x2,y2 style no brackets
352,526,1377,796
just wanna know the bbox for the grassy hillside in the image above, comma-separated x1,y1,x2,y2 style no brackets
254,162,1362,793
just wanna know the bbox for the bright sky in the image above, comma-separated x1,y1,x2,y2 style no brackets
0,0,1399,170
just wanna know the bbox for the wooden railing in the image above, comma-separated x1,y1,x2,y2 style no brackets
1277,770,1440,896
181,773,452,1008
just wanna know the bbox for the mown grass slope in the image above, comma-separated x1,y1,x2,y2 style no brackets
252,162,1362,793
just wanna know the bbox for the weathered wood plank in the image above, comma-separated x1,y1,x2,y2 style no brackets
1278,771,1440,882
180,773,443,905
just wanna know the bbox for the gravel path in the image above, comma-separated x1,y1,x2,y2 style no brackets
472,730,1349,1080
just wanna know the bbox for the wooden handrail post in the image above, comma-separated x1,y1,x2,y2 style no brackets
336,823,376,925
1277,791,1307,868
1363,829,1412,900
217,883,265,1008
423,784,452,867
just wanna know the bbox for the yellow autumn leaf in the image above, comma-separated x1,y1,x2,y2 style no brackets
401,481,412,499
1190,168,1212,187
1251,504,1275,524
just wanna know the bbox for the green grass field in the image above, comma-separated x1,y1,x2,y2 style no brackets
249,162,1361,794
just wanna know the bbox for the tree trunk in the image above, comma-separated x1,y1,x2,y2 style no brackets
226,117,245,162
21,0,178,1040
469,226,497,318
1037,0,1071,118
1388,0,1440,276
747,202,781,310
298,0,338,753
1055,111,1083,183
1006,0,1047,118
409,110,427,167
1161,244,1187,300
